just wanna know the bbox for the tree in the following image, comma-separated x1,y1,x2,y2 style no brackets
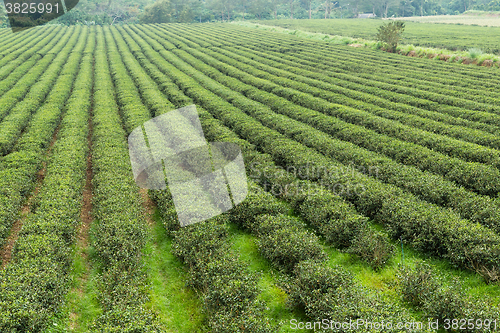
300,0,312,18
324,0,337,18
286,0,297,18
379,0,397,17
140,0,173,23
249,0,271,19
192,0,205,22
270,0,285,19
207,0,222,21
376,20,405,52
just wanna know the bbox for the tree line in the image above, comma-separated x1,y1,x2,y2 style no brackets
141,0,500,23
1,0,499,27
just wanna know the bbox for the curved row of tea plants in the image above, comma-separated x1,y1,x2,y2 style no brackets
209,44,500,150
0,29,92,331
398,261,500,325
105,25,276,331
117,25,410,328
289,47,500,104
105,29,275,326
0,27,83,156
0,27,75,122
195,23,500,82
117,26,397,273
0,27,62,88
194,24,500,108
151,25,500,177
232,40,500,130
172,23,500,104
0,26,83,254
220,22,500,83
237,41,500,129
196,103,500,321
0,27,38,53
228,186,420,332
0,27,55,70
0,26,43,51
167,25,500,143
153,189,275,332
284,49,500,115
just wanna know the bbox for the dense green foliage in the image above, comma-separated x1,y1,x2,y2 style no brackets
398,261,500,322
0,22,500,331
376,20,405,52
0,26,91,331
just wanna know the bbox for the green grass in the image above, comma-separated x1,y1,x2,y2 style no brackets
144,211,207,333
395,12,500,27
47,226,101,333
322,221,500,309
228,223,313,332
468,47,483,59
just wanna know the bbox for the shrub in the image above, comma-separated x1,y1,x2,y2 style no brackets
255,214,327,273
424,283,469,322
376,21,405,52
397,261,500,324
397,261,439,307
347,230,395,270
468,47,483,59
289,261,364,322
202,259,261,313
227,182,288,230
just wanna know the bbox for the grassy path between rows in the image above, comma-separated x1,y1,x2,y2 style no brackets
141,191,206,332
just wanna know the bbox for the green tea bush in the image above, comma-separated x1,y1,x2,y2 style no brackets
289,261,364,323
397,261,439,307
255,214,327,272
347,230,395,270
398,261,500,325
227,182,288,230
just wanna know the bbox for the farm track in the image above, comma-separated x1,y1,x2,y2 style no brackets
67,49,96,332
0,26,93,331
0,120,59,269
0,23,499,331
0,26,83,253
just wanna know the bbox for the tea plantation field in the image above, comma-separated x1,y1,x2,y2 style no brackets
262,19,500,53
0,23,499,332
